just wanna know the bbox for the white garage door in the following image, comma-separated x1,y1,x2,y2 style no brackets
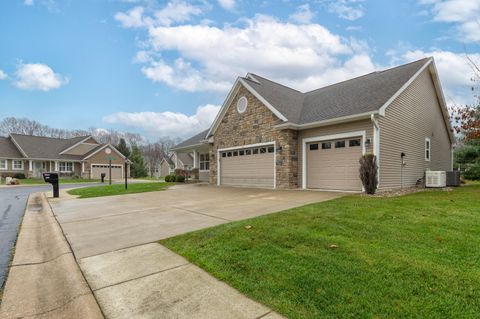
220,145,275,188
306,137,363,191
91,164,123,180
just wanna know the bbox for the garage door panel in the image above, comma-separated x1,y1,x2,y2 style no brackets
220,147,274,188
307,137,363,191
91,164,123,179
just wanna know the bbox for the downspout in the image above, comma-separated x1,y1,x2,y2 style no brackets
371,114,380,189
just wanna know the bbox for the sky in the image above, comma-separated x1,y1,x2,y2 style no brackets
0,0,479,141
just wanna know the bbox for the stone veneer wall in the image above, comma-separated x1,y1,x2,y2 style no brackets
209,85,299,189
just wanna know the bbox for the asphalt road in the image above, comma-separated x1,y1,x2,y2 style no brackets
0,182,103,290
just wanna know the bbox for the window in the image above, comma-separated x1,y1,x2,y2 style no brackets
349,139,361,147
335,140,345,148
227,152,232,157
239,150,245,156
321,142,331,150
309,143,319,151
222,152,226,158
199,153,210,171
253,148,259,154
268,146,275,153
425,138,431,161
260,147,267,153
233,151,238,156
13,160,23,170
59,162,73,172
0,159,6,170
245,149,251,155
236,96,248,113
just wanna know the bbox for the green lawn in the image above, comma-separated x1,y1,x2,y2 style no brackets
161,185,480,319
67,182,171,198
19,178,100,185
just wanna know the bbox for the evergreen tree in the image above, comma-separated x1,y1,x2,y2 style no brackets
130,144,148,178
116,138,131,158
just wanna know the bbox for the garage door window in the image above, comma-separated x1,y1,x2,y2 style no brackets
253,148,259,154
335,140,345,148
268,146,275,153
321,142,331,150
260,147,267,153
246,149,251,155
309,143,319,150
349,139,361,147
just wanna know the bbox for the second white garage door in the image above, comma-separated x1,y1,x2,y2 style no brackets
91,164,123,180
219,145,275,188
306,137,363,191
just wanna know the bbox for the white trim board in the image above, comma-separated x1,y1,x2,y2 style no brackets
302,130,366,190
217,141,276,189
9,136,28,157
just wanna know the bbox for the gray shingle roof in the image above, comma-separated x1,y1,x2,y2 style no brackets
9,134,90,160
0,137,24,158
245,58,430,124
176,152,193,166
172,129,209,150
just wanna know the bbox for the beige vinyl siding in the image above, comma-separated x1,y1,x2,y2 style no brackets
160,161,170,177
199,171,209,181
297,120,374,187
378,69,452,189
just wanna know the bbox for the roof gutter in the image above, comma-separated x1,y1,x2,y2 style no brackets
171,141,209,152
275,111,378,130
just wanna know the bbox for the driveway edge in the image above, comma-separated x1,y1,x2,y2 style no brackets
0,192,104,318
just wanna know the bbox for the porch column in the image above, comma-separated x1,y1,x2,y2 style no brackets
82,162,85,174
174,152,178,169
29,160,33,172
193,150,197,168
55,161,59,171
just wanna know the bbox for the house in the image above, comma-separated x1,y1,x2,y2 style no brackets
0,134,129,180
159,155,175,177
171,57,453,192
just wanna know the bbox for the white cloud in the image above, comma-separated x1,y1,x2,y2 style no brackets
328,0,365,21
24,0,34,5
115,6,146,28
400,50,479,106
289,4,315,24
14,63,69,91
419,0,480,42
103,104,220,137
217,0,235,11
114,1,203,28
118,11,376,93
0,70,7,80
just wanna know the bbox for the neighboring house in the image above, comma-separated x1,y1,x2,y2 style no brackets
159,155,175,177
172,57,453,192
0,134,129,180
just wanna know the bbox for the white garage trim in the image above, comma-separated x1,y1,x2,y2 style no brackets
90,163,124,179
302,130,366,190
217,141,276,189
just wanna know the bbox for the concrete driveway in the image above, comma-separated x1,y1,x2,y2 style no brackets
49,184,343,318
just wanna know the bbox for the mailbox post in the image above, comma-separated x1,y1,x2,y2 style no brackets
43,173,59,198
101,173,106,183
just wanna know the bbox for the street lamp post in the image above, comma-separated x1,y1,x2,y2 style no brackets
124,158,128,190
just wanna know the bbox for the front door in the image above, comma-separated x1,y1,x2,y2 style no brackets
33,161,46,178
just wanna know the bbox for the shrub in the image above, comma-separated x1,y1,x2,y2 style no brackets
463,163,480,181
165,175,175,182
175,175,185,183
13,173,26,179
359,154,378,194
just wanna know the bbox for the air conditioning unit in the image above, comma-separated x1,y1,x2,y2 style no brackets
425,171,446,188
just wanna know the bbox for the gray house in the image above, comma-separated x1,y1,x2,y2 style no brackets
172,57,453,192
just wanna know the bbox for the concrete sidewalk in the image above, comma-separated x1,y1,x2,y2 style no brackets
0,193,103,319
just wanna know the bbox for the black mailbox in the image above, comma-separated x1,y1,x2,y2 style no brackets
43,172,59,198
101,173,106,183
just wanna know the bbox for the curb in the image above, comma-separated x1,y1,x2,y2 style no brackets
0,193,104,318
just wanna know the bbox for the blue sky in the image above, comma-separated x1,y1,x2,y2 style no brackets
0,0,479,140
